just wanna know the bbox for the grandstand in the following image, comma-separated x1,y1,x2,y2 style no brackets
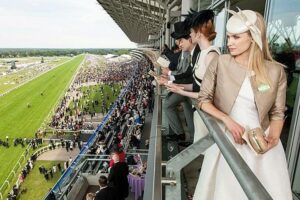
1,0,297,200
47,1,300,200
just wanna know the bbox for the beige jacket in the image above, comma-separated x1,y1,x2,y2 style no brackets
197,54,287,131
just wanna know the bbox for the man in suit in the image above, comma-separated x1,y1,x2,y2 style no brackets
161,42,181,71
158,20,200,146
108,153,129,200
94,175,115,200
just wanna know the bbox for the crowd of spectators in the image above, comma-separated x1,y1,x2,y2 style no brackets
7,154,38,199
7,56,153,200
0,137,42,149
98,61,136,83
84,57,154,175
73,55,106,86
49,56,137,132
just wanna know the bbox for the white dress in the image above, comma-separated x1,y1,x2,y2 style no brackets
193,76,293,200
193,46,220,143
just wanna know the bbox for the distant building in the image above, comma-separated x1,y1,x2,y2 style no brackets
10,61,17,70
104,54,118,59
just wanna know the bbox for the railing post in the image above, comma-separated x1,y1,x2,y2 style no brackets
144,86,163,200
197,110,273,200
5,180,9,188
165,135,214,200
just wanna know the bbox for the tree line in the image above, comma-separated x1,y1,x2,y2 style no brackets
0,48,130,58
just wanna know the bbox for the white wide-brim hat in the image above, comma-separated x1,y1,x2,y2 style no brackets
226,9,263,50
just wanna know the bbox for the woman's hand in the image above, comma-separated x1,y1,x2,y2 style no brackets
264,120,283,151
156,77,168,85
165,83,185,94
222,116,245,144
264,134,279,151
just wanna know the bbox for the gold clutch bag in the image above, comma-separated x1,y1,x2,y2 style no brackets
243,128,268,154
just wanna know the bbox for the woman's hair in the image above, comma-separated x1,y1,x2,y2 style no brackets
188,10,216,41
248,12,273,85
192,19,216,41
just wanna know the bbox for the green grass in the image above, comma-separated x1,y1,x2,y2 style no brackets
0,145,36,197
68,84,121,114
0,57,70,94
18,161,64,200
0,55,84,186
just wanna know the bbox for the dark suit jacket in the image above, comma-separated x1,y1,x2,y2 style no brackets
173,45,200,84
94,187,115,200
168,51,181,71
108,162,129,199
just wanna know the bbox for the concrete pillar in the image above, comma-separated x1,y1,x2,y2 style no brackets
160,30,162,51
162,25,165,49
160,29,163,51
165,8,170,47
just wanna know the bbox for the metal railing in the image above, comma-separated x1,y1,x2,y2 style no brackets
196,110,272,199
144,84,273,200
45,152,148,200
56,158,110,200
44,60,156,199
0,140,75,200
44,63,140,199
144,85,163,200
0,144,32,200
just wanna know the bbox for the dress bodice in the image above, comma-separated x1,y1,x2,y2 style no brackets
229,76,260,129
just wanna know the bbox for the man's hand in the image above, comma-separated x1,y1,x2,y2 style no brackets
162,67,170,76
156,77,168,85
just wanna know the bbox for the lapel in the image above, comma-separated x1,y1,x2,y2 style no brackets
228,59,270,124
213,55,282,130
224,57,248,114
249,67,274,125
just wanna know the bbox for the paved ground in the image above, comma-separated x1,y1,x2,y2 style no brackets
37,148,80,161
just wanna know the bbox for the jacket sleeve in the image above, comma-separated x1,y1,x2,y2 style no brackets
268,66,287,121
197,57,218,109
168,52,181,71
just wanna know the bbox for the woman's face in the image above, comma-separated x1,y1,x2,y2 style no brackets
190,28,198,44
227,32,252,56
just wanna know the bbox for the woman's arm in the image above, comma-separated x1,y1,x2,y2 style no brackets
201,102,245,144
265,66,287,150
198,56,244,144
165,83,198,99
205,52,219,66
172,83,193,91
265,119,284,150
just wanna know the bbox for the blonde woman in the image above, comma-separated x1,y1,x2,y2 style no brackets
194,9,292,200
165,9,220,143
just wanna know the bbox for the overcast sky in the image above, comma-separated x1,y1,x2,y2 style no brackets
0,0,136,48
